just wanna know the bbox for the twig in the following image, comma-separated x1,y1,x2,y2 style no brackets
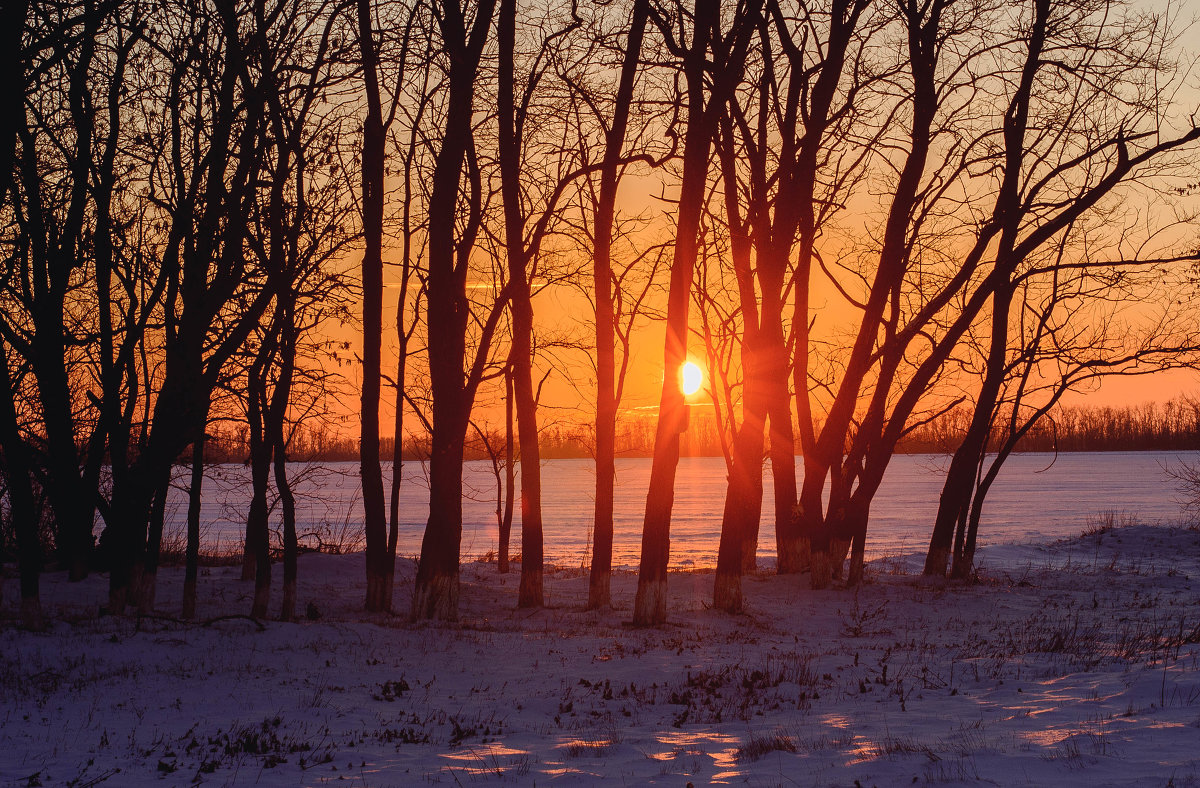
71,767,120,788
134,613,267,632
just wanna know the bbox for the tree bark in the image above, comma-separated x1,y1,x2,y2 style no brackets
136,454,174,613
413,424,467,619
763,332,797,570
275,439,298,620
712,362,766,612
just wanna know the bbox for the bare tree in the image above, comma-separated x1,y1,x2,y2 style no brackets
3,0,143,583
796,0,1200,588
938,237,1200,579
633,0,760,626
412,0,506,621
551,0,667,609
581,0,651,610
354,0,391,611
0,0,40,629
385,5,430,605
0,336,40,629
104,0,280,614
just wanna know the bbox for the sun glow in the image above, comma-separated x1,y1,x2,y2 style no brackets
681,361,703,396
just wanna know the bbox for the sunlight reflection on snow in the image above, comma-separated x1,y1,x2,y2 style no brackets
651,730,743,781
817,713,877,764
437,742,530,777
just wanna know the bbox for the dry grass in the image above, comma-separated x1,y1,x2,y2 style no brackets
735,729,797,761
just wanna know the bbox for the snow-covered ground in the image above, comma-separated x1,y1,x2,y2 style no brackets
2,522,1199,787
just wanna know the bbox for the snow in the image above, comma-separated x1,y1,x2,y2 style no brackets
3,522,1199,787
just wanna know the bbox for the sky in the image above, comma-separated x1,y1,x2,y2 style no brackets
306,0,1200,444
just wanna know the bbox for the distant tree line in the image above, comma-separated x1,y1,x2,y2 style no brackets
183,396,1200,461
899,398,1200,455
556,398,1200,458
2,0,1199,628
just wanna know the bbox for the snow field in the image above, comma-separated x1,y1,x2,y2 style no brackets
2,522,1199,786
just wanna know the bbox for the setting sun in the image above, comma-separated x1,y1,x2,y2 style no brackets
681,361,703,396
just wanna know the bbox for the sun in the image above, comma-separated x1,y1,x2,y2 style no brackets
680,361,703,396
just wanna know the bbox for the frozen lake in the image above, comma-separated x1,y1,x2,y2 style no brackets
163,451,1196,569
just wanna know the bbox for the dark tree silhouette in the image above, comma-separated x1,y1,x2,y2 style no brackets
583,0,651,611
412,0,504,621
105,0,277,614
0,0,40,630
355,0,390,612
633,0,759,626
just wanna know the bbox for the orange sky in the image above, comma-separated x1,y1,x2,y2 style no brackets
318,277,1200,446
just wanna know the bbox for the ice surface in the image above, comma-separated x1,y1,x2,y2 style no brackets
157,451,1197,569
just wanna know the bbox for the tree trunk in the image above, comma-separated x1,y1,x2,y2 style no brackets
0,0,35,628
23,8,99,583
633,391,685,625
182,408,208,619
356,0,390,613
273,305,299,620
512,300,543,608
413,424,466,620
763,337,797,572
105,459,156,616
38,356,92,580
713,344,766,612
388,289,406,597
798,458,831,588
589,369,615,607
499,367,514,573
713,116,766,581
950,496,979,579
411,0,497,621
497,0,544,609
27,281,93,581
926,285,1013,576
634,0,738,625
634,86,708,624
242,357,273,618
137,460,172,613
243,375,269,583
0,336,42,630
588,0,649,611
925,443,981,576
845,502,869,587
275,433,298,620
737,428,765,577
952,456,1002,579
